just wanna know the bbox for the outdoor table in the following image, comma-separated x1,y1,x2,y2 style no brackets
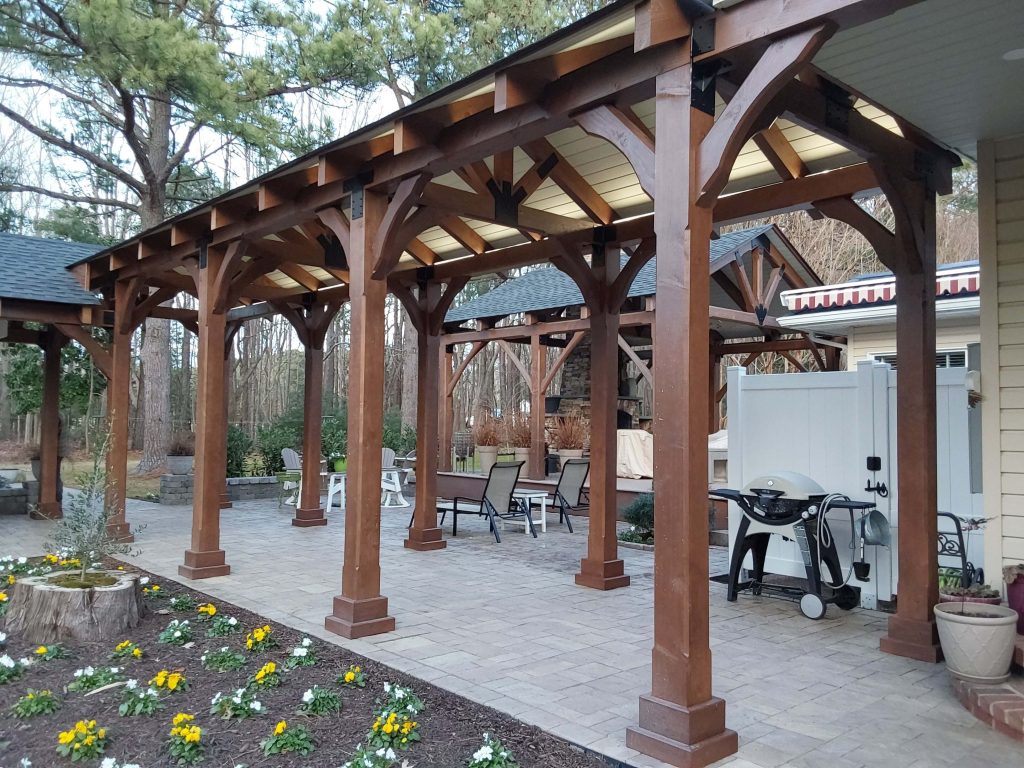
506,489,549,533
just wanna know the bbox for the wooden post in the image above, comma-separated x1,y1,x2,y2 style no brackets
105,281,133,541
221,337,233,510
325,185,395,638
438,345,454,472
294,340,327,526
406,282,446,551
626,64,738,766
33,327,65,520
529,330,547,478
180,248,231,580
576,245,628,590
879,184,941,662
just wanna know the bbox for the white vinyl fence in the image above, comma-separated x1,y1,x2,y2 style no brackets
726,360,981,608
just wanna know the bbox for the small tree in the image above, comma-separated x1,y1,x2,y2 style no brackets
44,435,136,583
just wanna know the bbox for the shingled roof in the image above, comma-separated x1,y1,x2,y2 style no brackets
0,232,101,306
446,224,809,324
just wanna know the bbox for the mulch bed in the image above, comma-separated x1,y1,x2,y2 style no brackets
0,565,612,768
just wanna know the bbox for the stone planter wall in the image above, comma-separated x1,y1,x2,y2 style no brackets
160,475,280,505
0,487,28,515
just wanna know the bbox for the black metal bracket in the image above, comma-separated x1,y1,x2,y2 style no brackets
822,81,854,136
317,233,348,271
691,60,723,116
197,237,210,269
343,172,374,220
415,266,435,285
691,14,716,57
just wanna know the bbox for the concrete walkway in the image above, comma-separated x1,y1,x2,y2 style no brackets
5,498,1023,768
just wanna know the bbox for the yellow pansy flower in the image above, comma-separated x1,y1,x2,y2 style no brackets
274,720,287,736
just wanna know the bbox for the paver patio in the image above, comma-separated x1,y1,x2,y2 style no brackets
6,497,1023,768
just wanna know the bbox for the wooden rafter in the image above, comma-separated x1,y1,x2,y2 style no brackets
522,139,616,224
440,216,491,255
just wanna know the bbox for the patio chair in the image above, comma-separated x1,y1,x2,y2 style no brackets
278,448,302,507
382,447,397,469
453,431,473,471
937,512,983,588
417,461,530,543
545,458,589,533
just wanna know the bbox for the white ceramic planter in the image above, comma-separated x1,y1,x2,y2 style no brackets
167,455,194,475
934,602,1019,684
513,448,530,464
557,448,584,467
477,445,499,476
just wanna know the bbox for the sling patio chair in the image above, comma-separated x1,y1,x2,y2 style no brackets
278,448,303,508
544,457,589,533
411,461,531,543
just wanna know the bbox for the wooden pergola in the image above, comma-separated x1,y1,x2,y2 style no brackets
436,223,842,479
69,1,957,764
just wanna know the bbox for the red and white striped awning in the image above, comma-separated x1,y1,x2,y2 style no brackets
782,263,979,313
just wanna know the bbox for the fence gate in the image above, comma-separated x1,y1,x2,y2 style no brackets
726,360,981,609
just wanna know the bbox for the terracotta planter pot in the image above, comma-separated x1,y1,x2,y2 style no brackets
934,602,1019,684
477,445,499,476
166,455,194,475
1007,574,1024,635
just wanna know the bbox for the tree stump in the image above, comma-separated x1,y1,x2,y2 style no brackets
4,571,146,645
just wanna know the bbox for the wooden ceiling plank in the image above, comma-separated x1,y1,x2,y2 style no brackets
575,104,655,198
419,182,591,236
275,262,321,292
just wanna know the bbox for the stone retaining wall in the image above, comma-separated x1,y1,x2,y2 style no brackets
0,487,28,515
160,475,279,505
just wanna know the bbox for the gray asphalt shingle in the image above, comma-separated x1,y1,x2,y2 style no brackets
446,225,774,323
0,232,101,306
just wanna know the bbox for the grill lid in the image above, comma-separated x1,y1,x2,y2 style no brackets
741,471,826,501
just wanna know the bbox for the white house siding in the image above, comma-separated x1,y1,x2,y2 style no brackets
980,135,1024,578
845,323,980,371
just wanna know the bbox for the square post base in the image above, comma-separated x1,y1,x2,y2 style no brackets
404,527,447,551
575,558,630,590
880,614,942,662
31,501,62,520
626,694,737,768
292,506,327,527
178,549,230,580
325,594,395,639
105,522,134,543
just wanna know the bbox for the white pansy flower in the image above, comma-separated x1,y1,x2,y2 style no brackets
17,557,26,564
291,647,307,657
301,637,312,647
227,617,238,626
124,679,138,690
383,682,391,693
473,745,494,762
139,576,149,584
0,655,14,669
250,700,262,711
302,688,314,703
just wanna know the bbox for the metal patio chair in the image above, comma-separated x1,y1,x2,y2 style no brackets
937,512,983,588
417,461,530,543
453,431,473,471
544,457,589,533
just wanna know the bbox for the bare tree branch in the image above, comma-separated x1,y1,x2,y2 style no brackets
0,103,144,195
0,181,141,213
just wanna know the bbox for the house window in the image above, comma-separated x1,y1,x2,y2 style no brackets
872,350,967,369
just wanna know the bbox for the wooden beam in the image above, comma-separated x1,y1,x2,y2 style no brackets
276,262,321,293
496,339,530,384
697,24,834,205
618,334,653,387
575,105,655,198
714,163,878,224
447,340,487,396
541,331,584,392
443,311,655,344
372,173,432,278
729,261,756,311
753,123,808,180
522,139,616,224
440,216,490,255
419,182,592,236
54,323,112,380
813,196,901,270
634,0,691,52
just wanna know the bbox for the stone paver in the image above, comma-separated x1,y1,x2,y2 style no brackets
6,497,1024,768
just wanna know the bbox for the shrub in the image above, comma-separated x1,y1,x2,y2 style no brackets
322,418,348,466
506,416,531,449
550,412,587,450
226,425,253,478
383,409,416,455
167,433,195,456
256,421,301,474
472,416,502,447
622,493,654,542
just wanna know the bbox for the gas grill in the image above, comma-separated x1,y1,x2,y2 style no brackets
710,471,884,619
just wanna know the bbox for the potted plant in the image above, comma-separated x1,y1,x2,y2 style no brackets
1004,563,1024,634
938,583,1002,605
935,585,1020,684
550,412,587,465
166,434,195,475
322,420,347,472
472,417,502,475
507,416,532,464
